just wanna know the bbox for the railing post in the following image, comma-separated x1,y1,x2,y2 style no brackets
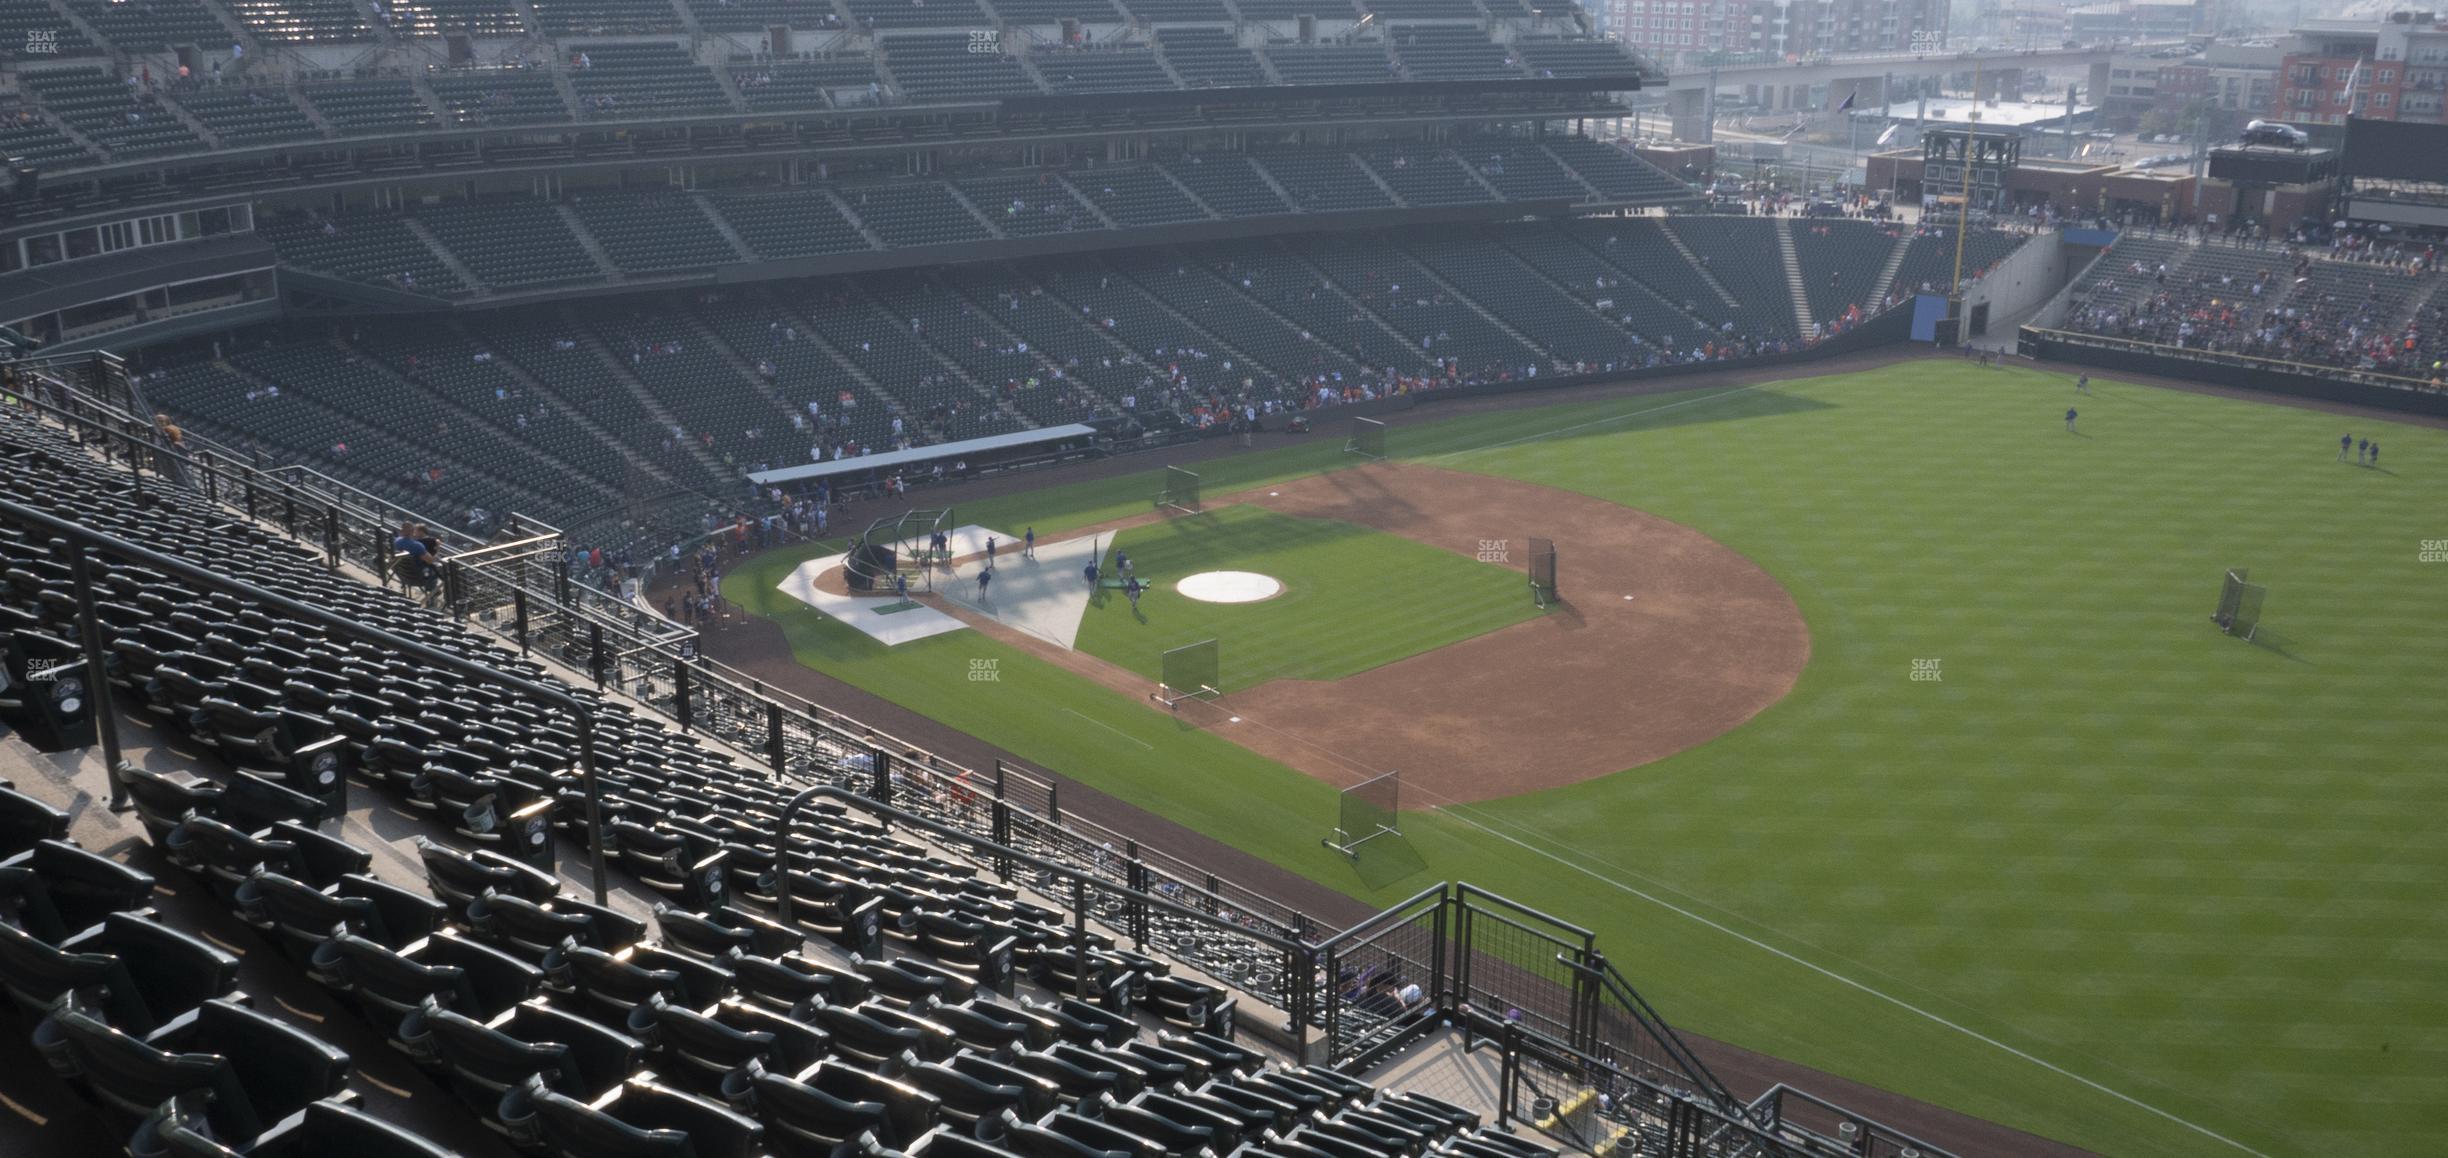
242,468,257,521
1432,888,1451,1013
989,800,1012,879
588,621,605,688
556,556,571,606
870,747,891,809
1070,876,1090,1000
765,702,785,777
1124,841,1148,951
1497,1019,1519,1128
65,542,132,812
773,785,826,930
1047,782,1060,825
1570,942,1600,1056
323,507,340,569
512,588,529,656
674,655,693,731
576,711,609,906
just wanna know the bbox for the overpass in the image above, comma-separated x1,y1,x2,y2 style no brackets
1648,45,2128,143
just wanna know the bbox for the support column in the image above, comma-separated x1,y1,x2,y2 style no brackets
1669,86,1712,142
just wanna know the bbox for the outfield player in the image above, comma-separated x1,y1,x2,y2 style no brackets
2369,441,2380,467
1124,576,1144,612
2358,437,2371,464
1116,550,1133,580
2065,407,2078,433
2075,373,2090,394
1023,527,1035,560
1083,558,1099,588
2340,433,2354,461
977,566,992,599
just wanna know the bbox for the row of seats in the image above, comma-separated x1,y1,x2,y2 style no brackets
0,396,1562,1158
6,28,1637,150
152,214,1973,541
254,142,1683,296
2059,238,2445,379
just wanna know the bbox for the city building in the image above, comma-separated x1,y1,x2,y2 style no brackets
1604,0,1949,60
2272,8,2448,124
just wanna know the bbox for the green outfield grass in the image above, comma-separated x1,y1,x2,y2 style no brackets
1073,505,1539,691
728,361,2448,1158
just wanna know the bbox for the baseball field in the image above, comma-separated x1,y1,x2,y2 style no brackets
726,359,2448,1158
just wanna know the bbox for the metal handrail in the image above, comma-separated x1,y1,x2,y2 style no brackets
776,783,1318,1032
0,494,613,906
2024,326,2448,394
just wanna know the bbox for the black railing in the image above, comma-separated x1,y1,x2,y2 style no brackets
12,353,1949,1144
1495,1020,1960,1158
0,495,614,906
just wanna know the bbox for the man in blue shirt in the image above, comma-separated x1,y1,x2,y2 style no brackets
2065,407,2078,433
394,521,440,604
2340,433,2353,461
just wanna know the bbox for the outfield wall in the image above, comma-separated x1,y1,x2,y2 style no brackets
2018,328,2448,419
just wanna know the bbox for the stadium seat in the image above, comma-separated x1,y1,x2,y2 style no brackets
0,912,239,1033
35,994,351,1145
134,1093,460,1158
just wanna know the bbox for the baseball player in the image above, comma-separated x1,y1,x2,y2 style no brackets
1023,527,1035,560
2065,407,2078,433
2075,373,2090,394
1124,576,1144,612
1116,550,1133,580
977,566,993,599
2340,433,2353,461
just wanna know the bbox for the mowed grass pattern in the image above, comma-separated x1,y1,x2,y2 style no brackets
730,361,2448,1157
1072,506,1540,691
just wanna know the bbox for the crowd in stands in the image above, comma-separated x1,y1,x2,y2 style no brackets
2061,225,2446,386
121,215,2006,591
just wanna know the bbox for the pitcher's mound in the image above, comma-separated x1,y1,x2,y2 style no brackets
1177,571,1285,604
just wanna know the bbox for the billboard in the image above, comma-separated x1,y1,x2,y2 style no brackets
2342,118,2448,184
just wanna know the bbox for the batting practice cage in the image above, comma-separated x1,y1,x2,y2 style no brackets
1528,536,1558,608
2213,568,2267,641
1345,417,1388,460
1155,638,1220,708
1324,770,1402,858
842,507,955,593
1158,466,1202,515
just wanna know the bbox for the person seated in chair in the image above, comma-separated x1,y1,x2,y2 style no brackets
393,521,442,605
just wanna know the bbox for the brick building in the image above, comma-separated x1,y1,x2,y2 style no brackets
2273,9,2448,125
1603,0,1948,60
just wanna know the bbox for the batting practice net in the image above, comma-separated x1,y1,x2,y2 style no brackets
843,507,954,593
2212,568,2266,640
1158,466,1202,515
1345,417,1387,460
1528,536,1558,608
1324,771,1402,858
1154,638,1220,708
